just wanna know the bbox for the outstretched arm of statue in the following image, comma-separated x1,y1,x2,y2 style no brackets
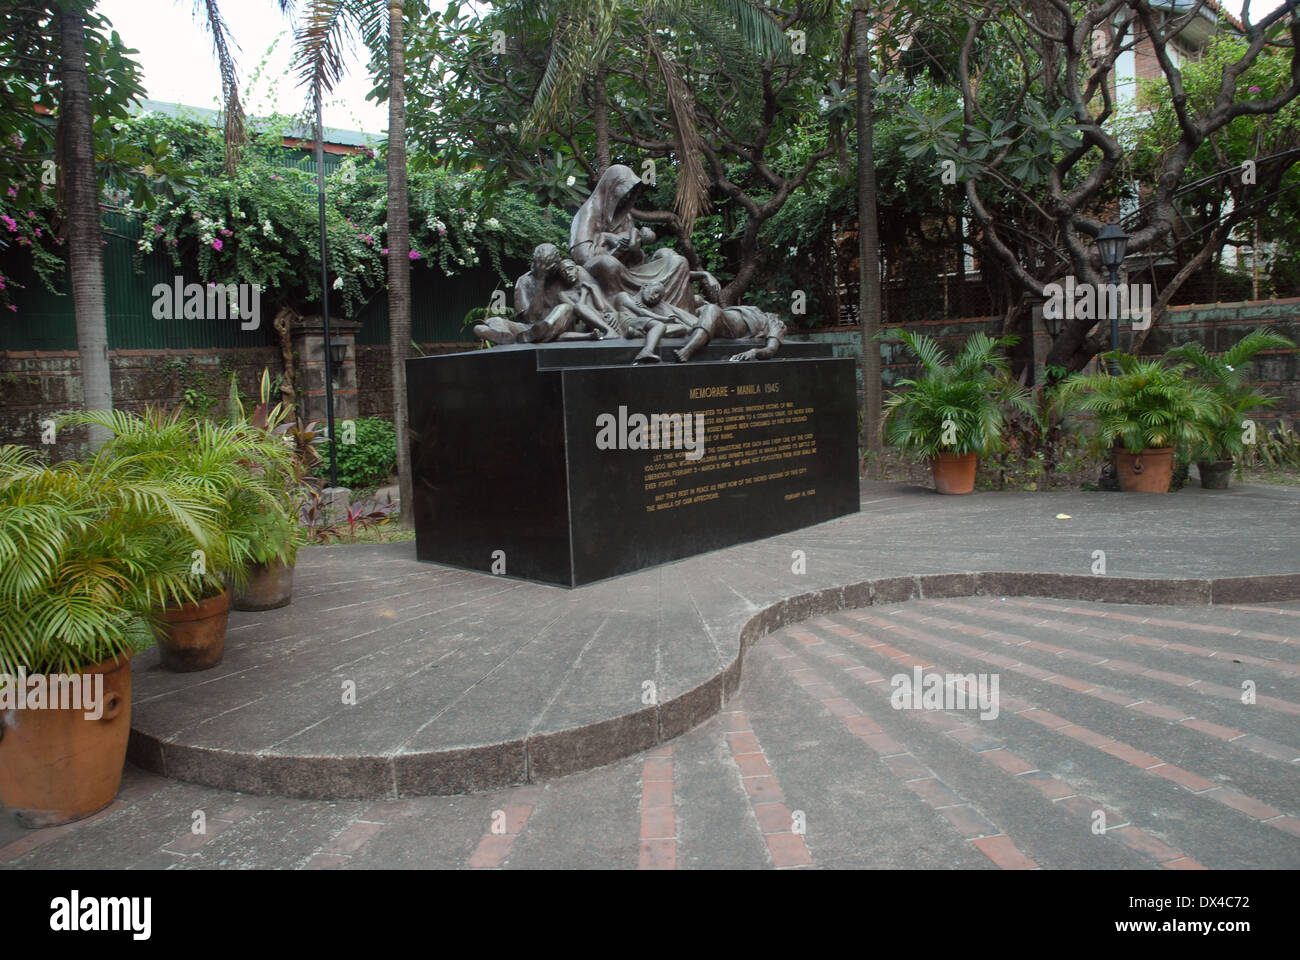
689,270,723,304
729,336,781,362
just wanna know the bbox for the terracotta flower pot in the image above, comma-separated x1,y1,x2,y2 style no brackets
1115,447,1174,493
232,558,295,611
1197,459,1233,490
0,653,133,828
930,451,978,495
156,590,230,672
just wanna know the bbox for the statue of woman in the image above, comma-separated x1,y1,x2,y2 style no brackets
569,164,697,311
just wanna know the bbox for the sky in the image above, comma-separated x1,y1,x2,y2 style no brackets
98,0,1274,141
98,0,389,136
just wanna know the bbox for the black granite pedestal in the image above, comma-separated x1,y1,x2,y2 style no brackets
406,340,859,586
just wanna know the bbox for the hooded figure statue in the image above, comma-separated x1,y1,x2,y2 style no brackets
569,164,695,311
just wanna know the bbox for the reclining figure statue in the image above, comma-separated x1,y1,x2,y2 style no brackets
473,164,783,361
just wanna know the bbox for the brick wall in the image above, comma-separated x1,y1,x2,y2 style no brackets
0,347,280,460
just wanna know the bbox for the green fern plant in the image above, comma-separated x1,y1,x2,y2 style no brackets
1165,328,1297,463
1055,353,1219,455
0,444,221,676
882,330,1035,458
63,407,296,586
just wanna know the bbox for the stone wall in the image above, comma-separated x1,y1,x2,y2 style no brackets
4,297,1296,461
0,346,281,460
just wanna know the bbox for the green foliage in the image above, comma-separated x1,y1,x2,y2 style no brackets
1125,35,1300,298
882,330,1034,458
0,443,218,675
1165,328,1297,462
0,4,193,312
1055,354,1219,456
327,416,397,490
1249,420,1300,471
65,407,296,587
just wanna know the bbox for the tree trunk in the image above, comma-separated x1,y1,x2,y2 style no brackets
592,66,611,174
59,5,112,449
853,0,882,468
387,0,413,527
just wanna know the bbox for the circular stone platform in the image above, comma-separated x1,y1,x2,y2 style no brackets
127,483,1300,799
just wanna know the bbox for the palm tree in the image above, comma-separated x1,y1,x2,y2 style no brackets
852,0,882,471
294,0,414,525
57,1,111,449
186,0,250,175
507,0,790,232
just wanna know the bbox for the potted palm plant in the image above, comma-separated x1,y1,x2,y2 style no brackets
71,408,293,670
0,444,220,826
882,330,1034,494
226,369,324,611
1056,353,1218,493
1165,329,1297,489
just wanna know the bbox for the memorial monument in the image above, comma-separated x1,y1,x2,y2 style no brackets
410,161,859,587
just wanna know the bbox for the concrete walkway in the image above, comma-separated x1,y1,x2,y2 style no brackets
3,479,1297,868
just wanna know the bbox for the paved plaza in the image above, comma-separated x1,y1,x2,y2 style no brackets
3,479,1298,869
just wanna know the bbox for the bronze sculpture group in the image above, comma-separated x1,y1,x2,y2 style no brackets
473,164,786,363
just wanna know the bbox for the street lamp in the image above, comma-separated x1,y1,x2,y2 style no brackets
328,336,348,369
1095,222,1129,375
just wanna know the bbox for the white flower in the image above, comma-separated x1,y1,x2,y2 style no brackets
332,277,344,290
262,220,274,237
788,246,798,256
485,217,501,230
565,175,576,187
508,123,518,134
137,238,153,252
495,124,508,135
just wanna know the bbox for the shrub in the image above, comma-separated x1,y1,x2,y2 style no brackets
1055,353,1218,455
882,330,1034,458
327,417,397,490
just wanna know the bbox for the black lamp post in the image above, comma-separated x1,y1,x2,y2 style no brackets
1095,222,1129,375
313,79,338,489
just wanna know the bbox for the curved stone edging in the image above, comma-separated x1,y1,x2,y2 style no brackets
126,570,1300,800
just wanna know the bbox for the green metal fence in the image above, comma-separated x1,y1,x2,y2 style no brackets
1,210,508,352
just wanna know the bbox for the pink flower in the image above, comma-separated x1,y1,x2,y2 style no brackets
154,225,164,235
6,304,15,312
212,238,223,251
26,211,35,218
33,228,40,237
5,187,15,197
409,250,421,260
1248,85,1262,94
381,247,388,254
1,215,15,232
219,228,232,236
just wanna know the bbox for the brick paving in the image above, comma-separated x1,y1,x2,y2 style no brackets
2,593,1296,869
